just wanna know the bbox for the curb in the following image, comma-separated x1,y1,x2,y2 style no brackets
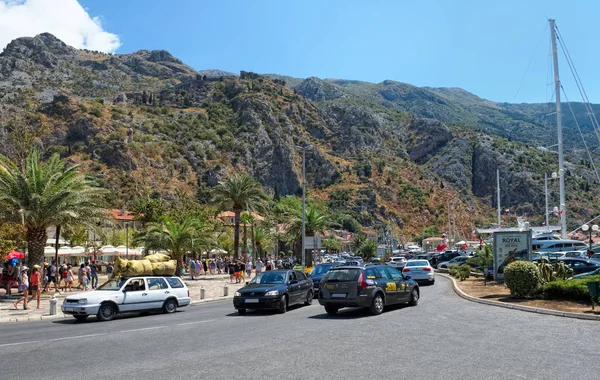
190,296,233,306
439,273,600,321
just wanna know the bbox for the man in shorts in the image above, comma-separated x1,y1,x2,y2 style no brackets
245,260,252,278
45,260,58,292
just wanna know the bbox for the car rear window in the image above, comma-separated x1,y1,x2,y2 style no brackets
406,260,429,267
165,277,184,288
324,268,361,281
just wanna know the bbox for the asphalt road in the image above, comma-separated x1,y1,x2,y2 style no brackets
0,276,597,380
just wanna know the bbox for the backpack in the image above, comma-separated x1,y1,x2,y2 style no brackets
190,261,196,270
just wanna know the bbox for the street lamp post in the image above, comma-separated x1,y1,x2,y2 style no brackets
296,145,312,271
125,222,130,260
581,224,598,252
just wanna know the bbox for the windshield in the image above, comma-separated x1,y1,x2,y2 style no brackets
96,278,127,291
406,260,429,267
250,272,286,284
310,265,335,276
324,268,361,281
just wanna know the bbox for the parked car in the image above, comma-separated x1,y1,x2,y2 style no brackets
557,258,600,275
562,250,588,259
387,257,407,268
318,265,419,315
233,270,313,315
438,256,470,269
435,251,463,267
402,260,435,285
61,276,191,322
591,253,600,261
572,268,600,279
309,263,339,297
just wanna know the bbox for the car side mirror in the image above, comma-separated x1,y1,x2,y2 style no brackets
403,275,411,280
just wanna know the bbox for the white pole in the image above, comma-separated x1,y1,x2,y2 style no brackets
301,148,306,271
550,19,567,239
545,173,550,229
497,169,501,225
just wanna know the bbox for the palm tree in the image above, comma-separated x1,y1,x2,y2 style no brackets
282,198,331,263
138,216,214,275
322,235,342,254
253,226,273,259
0,151,106,267
210,174,267,260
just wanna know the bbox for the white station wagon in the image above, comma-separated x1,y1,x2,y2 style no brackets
61,276,191,321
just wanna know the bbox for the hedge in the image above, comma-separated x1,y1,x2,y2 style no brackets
539,275,600,302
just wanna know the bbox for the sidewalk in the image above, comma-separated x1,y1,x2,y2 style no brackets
0,272,249,323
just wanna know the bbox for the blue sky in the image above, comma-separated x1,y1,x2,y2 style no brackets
73,0,599,103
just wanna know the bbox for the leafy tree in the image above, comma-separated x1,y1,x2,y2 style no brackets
137,217,214,275
0,151,106,268
132,198,167,226
210,174,267,259
358,239,378,259
351,232,367,253
467,243,493,280
253,226,274,258
322,236,342,254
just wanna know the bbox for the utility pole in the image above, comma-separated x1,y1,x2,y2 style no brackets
296,145,312,271
497,169,501,226
545,173,550,229
550,18,567,239
447,200,451,244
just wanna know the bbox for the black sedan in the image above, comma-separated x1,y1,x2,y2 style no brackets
318,265,419,316
233,270,313,315
309,263,339,297
557,258,600,275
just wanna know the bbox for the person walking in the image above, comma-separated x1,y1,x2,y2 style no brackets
28,265,42,309
228,261,235,283
13,266,29,310
106,262,114,280
85,262,92,287
1,262,15,297
245,260,252,278
90,261,98,289
66,265,74,292
189,259,197,280
265,260,272,271
255,259,263,277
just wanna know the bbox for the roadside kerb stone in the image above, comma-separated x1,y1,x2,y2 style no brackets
439,273,600,321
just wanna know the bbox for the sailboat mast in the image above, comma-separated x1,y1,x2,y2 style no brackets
497,169,501,225
550,19,567,239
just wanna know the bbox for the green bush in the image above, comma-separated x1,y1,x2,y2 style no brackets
504,261,540,298
450,264,471,281
540,275,600,302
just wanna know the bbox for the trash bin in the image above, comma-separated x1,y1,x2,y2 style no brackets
587,281,599,310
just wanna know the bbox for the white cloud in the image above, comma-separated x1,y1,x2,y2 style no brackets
0,0,121,53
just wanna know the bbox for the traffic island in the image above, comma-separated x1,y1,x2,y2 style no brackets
440,274,600,321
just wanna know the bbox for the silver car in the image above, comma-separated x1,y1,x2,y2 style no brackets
402,260,435,285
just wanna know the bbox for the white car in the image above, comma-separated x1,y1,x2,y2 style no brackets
61,276,191,322
438,256,470,269
402,260,435,285
386,257,407,268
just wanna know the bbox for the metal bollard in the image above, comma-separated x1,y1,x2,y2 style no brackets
223,283,228,297
200,287,205,300
49,295,57,315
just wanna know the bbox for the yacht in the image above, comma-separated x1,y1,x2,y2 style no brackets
532,233,587,252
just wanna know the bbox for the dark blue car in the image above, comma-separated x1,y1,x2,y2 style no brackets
308,263,339,297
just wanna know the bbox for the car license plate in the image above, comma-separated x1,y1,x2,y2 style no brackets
331,293,346,298
245,299,259,303
64,307,74,312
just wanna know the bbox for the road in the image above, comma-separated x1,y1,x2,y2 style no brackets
0,276,597,380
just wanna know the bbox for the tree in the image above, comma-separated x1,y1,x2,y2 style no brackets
358,239,378,260
0,151,107,268
281,198,331,252
322,236,342,254
137,216,214,275
253,226,273,258
467,243,493,280
351,233,367,253
210,174,267,259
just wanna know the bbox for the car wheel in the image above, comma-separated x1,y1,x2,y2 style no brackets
97,303,116,322
369,293,385,315
325,305,338,315
74,315,89,321
304,291,313,306
278,295,287,314
162,298,178,314
409,288,419,306
238,308,246,315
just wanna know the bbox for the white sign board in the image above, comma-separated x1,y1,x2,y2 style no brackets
493,231,532,281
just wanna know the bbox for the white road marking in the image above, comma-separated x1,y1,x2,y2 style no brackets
0,340,40,347
119,326,164,333
177,319,215,326
50,333,106,341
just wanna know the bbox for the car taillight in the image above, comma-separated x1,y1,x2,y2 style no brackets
357,272,367,289
423,267,431,272
187,290,190,297
402,268,410,272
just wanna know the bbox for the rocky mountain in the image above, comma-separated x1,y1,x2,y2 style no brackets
1,33,599,240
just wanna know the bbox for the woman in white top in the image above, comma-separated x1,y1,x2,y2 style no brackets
13,266,30,310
